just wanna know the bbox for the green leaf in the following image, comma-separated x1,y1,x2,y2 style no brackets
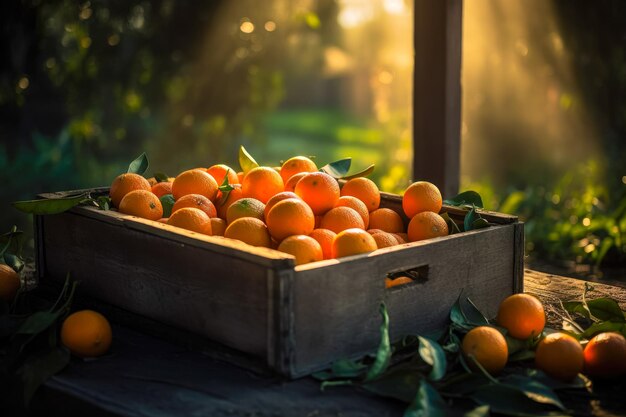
469,384,564,416
12,193,90,215
95,196,112,211
239,145,259,173
564,298,625,322
128,152,149,175
217,169,236,204
342,164,375,180
464,298,490,326
464,405,490,417
417,336,447,381
508,349,535,362
365,303,391,381
15,311,59,336
499,374,566,411
154,172,169,183
362,368,421,403
450,295,489,329
444,191,484,208
320,158,352,178
331,359,368,378
404,379,447,417
472,218,490,230
440,212,461,235
581,321,626,339
16,347,70,406
159,194,175,218
450,296,472,329
464,206,480,232
4,253,25,273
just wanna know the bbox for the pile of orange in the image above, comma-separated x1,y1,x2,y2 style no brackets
109,154,451,266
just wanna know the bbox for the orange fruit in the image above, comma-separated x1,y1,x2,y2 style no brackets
151,181,173,199
264,192,301,219
294,172,340,215
368,208,404,233
308,229,337,260
280,156,318,183
392,233,408,243
340,177,380,212
277,235,323,265
172,194,217,218
335,196,369,229
314,215,323,229
210,218,227,236
407,211,448,242
583,332,626,379
207,164,239,185
224,217,271,247
61,310,112,357
119,189,163,220
331,228,377,259
237,171,245,183
402,181,443,218
385,276,413,288
147,177,158,187
535,332,584,382
284,172,308,193
157,218,168,224
167,207,212,235
215,184,243,220
226,197,266,224
497,294,545,340
266,198,315,242
462,326,508,374
172,169,219,201
372,232,399,249
367,229,385,235
320,206,365,233
110,173,151,208
241,166,284,204
0,264,20,303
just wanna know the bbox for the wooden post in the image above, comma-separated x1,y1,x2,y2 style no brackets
413,0,462,198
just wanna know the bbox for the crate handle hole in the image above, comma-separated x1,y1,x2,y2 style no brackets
385,265,429,289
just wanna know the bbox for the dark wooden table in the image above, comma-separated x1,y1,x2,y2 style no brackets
30,270,626,417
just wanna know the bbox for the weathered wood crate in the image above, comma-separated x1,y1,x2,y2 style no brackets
35,188,523,378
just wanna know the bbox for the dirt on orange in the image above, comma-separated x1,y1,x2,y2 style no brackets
151,181,173,199
335,196,369,229
172,169,219,201
280,156,318,184
119,189,163,221
402,181,443,218
0,264,20,303
535,332,584,382
583,332,626,379
284,172,308,193
294,172,340,215
461,326,508,374
172,194,217,218
241,166,284,204
385,276,413,288
207,164,239,185
61,310,112,358
407,211,448,242
264,191,301,219
277,235,323,265
372,232,398,249
110,173,151,208
331,228,377,259
496,293,545,340
226,197,266,224
308,229,336,260
224,217,271,248
215,184,243,220
340,177,380,212
368,208,404,233
210,218,227,236
266,198,315,242
167,207,212,235
320,206,365,234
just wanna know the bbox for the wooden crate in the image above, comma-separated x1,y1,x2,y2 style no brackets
35,188,523,378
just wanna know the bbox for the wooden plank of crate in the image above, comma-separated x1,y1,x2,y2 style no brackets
288,224,518,377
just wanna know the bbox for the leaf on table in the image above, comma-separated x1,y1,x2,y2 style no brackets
365,303,391,381
499,374,566,411
469,383,565,416
320,158,351,179
362,368,421,403
127,152,149,175
16,347,70,407
417,336,447,381
12,193,90,215
581,321,626,339
444,191,484,209
404,378,447,417
464,405,490,417
564,298,625,322
238,145,259,173
3,253,24,273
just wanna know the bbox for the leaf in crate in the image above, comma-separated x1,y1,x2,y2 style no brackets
471,218,490,230
4,253,24,273
463,206,479,232
365,303,391,381
127,152,149,175
464,405,490,417
499,374,566,411
159,194,176,218
443,191,484,208
320,158,351,179
404,378,447,417
417,336,447,381
564,298,625,322
16,346,70,407
440,212,461,235
342,164,375,180
12,193,90,215
238,145,259,173
95,196,112,211
362,368,421,403
153,172,169,183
